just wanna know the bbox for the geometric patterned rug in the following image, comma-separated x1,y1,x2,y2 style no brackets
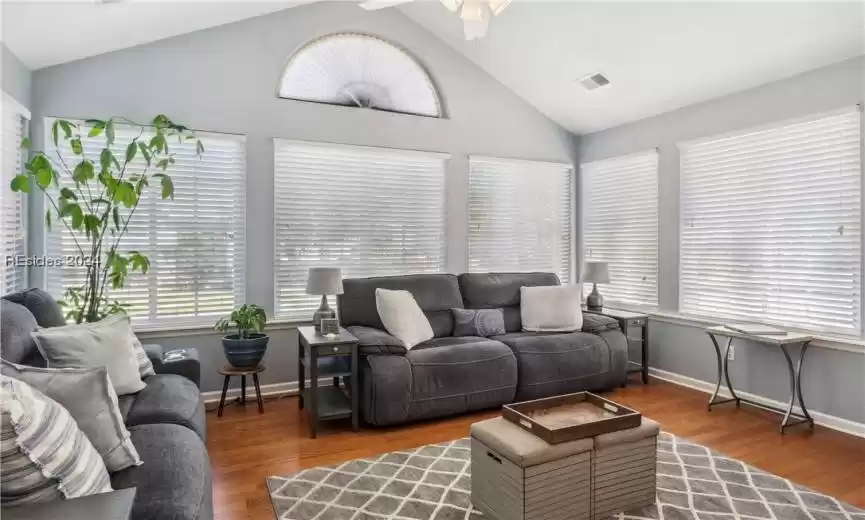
266,432,865,520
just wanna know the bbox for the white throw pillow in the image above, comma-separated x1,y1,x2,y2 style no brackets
31,314,145,395
520,285,583,332
375,288,434,349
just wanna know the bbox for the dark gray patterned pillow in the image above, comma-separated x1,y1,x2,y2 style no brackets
451,308,506,337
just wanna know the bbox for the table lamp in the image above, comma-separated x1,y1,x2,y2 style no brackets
582,261,610,310
306,267,344,332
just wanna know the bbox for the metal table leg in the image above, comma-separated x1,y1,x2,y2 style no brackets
779,341,814,434
707,332,739,410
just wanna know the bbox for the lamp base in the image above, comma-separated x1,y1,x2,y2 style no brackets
586,283,604,311
312,295,336,333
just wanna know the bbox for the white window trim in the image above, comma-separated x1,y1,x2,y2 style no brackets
677,105,863,337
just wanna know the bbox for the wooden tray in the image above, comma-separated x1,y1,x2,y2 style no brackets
503,392,641,444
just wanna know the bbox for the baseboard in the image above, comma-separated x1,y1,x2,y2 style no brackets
648,367,865,439
201,378,332,405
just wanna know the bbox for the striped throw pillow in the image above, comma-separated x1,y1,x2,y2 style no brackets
0,375,112,506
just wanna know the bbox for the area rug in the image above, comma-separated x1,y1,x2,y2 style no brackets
266,432,864,520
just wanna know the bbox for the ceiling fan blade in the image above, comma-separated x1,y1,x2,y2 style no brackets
359,0,415,10
488,0,512,16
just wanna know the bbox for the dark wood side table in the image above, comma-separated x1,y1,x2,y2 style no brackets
584,307,649,384
2,488,136,520
297,326,359,438
217,364,265,417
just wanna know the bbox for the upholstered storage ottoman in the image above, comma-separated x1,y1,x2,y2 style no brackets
470,417,593,520
591,418,660,520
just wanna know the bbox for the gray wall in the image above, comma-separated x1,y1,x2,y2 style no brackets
580,56,865,425
29,2,577,393
2,43,31,108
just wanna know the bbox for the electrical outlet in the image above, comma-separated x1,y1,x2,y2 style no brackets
727,345,735,361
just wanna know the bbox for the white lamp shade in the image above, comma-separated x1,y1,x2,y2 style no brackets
582,261,610,284
306,267,344,295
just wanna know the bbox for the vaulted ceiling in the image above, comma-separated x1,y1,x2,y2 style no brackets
2,1,862,134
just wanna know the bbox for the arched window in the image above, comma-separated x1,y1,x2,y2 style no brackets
278,33,442,118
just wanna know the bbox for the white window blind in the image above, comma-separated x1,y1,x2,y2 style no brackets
468,157,573,282
582,151,659,308
680,108,862,335
1,96,29,295
46,120,246,329
274,140,447,320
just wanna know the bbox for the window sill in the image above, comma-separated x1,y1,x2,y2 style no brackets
135,320,309,340
647,311,865,355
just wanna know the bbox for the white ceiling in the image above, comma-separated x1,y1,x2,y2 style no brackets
2,1,863,134
399,1,865,134
1,1,308,70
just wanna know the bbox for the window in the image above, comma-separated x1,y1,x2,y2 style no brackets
680,108,862,335
46,120,246,329
273,140,447,320
1,95,29,294
468,157,573,282
279,33,441,118
581,150,659,308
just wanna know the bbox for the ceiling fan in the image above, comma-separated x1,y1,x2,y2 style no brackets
360,0,513,40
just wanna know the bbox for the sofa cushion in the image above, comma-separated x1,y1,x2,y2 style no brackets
491,331,614,400
404,338,517,421
458,273,560,332
125,374,205,440
111,423,212,520
2,288,66,328
0,300,44,366
338,274,463,337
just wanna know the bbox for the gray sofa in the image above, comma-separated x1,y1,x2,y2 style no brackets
0,289,212,520
337,272,629,426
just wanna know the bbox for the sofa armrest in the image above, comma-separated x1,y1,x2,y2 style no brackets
141,344,202,388
345,326,407,356
581,313,621,334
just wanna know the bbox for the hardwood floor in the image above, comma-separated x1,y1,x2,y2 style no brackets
206,378,865,520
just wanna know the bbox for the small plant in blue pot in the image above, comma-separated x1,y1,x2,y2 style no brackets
215,304,269,369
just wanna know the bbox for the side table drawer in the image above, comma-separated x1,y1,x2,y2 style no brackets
316,343,353,356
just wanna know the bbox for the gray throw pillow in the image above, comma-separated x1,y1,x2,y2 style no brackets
1,360,142,472
31,314,145,395
452,308,506,337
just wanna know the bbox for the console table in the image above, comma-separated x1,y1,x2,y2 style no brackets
297,326,359,438
705,325,814,434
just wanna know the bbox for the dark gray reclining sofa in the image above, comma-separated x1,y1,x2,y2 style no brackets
338,273,628,426
0,289,211,520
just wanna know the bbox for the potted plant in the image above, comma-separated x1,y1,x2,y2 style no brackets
215,304,269,369
12,115,203,323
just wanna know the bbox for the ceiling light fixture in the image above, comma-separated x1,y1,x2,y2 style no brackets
361,0,512,40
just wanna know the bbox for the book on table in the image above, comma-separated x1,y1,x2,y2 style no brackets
723,323,788,336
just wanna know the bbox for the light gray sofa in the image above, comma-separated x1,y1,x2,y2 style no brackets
337,272,629,426
0,289,211,520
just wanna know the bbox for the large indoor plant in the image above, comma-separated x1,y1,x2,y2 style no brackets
12,115,203,323
215,304,269,369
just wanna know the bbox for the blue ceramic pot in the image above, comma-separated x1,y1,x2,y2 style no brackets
222,333,269,369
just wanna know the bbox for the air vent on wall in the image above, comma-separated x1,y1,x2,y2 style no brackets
579,72,610,91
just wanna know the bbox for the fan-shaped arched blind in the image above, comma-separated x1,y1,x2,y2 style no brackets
278,33,441,118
